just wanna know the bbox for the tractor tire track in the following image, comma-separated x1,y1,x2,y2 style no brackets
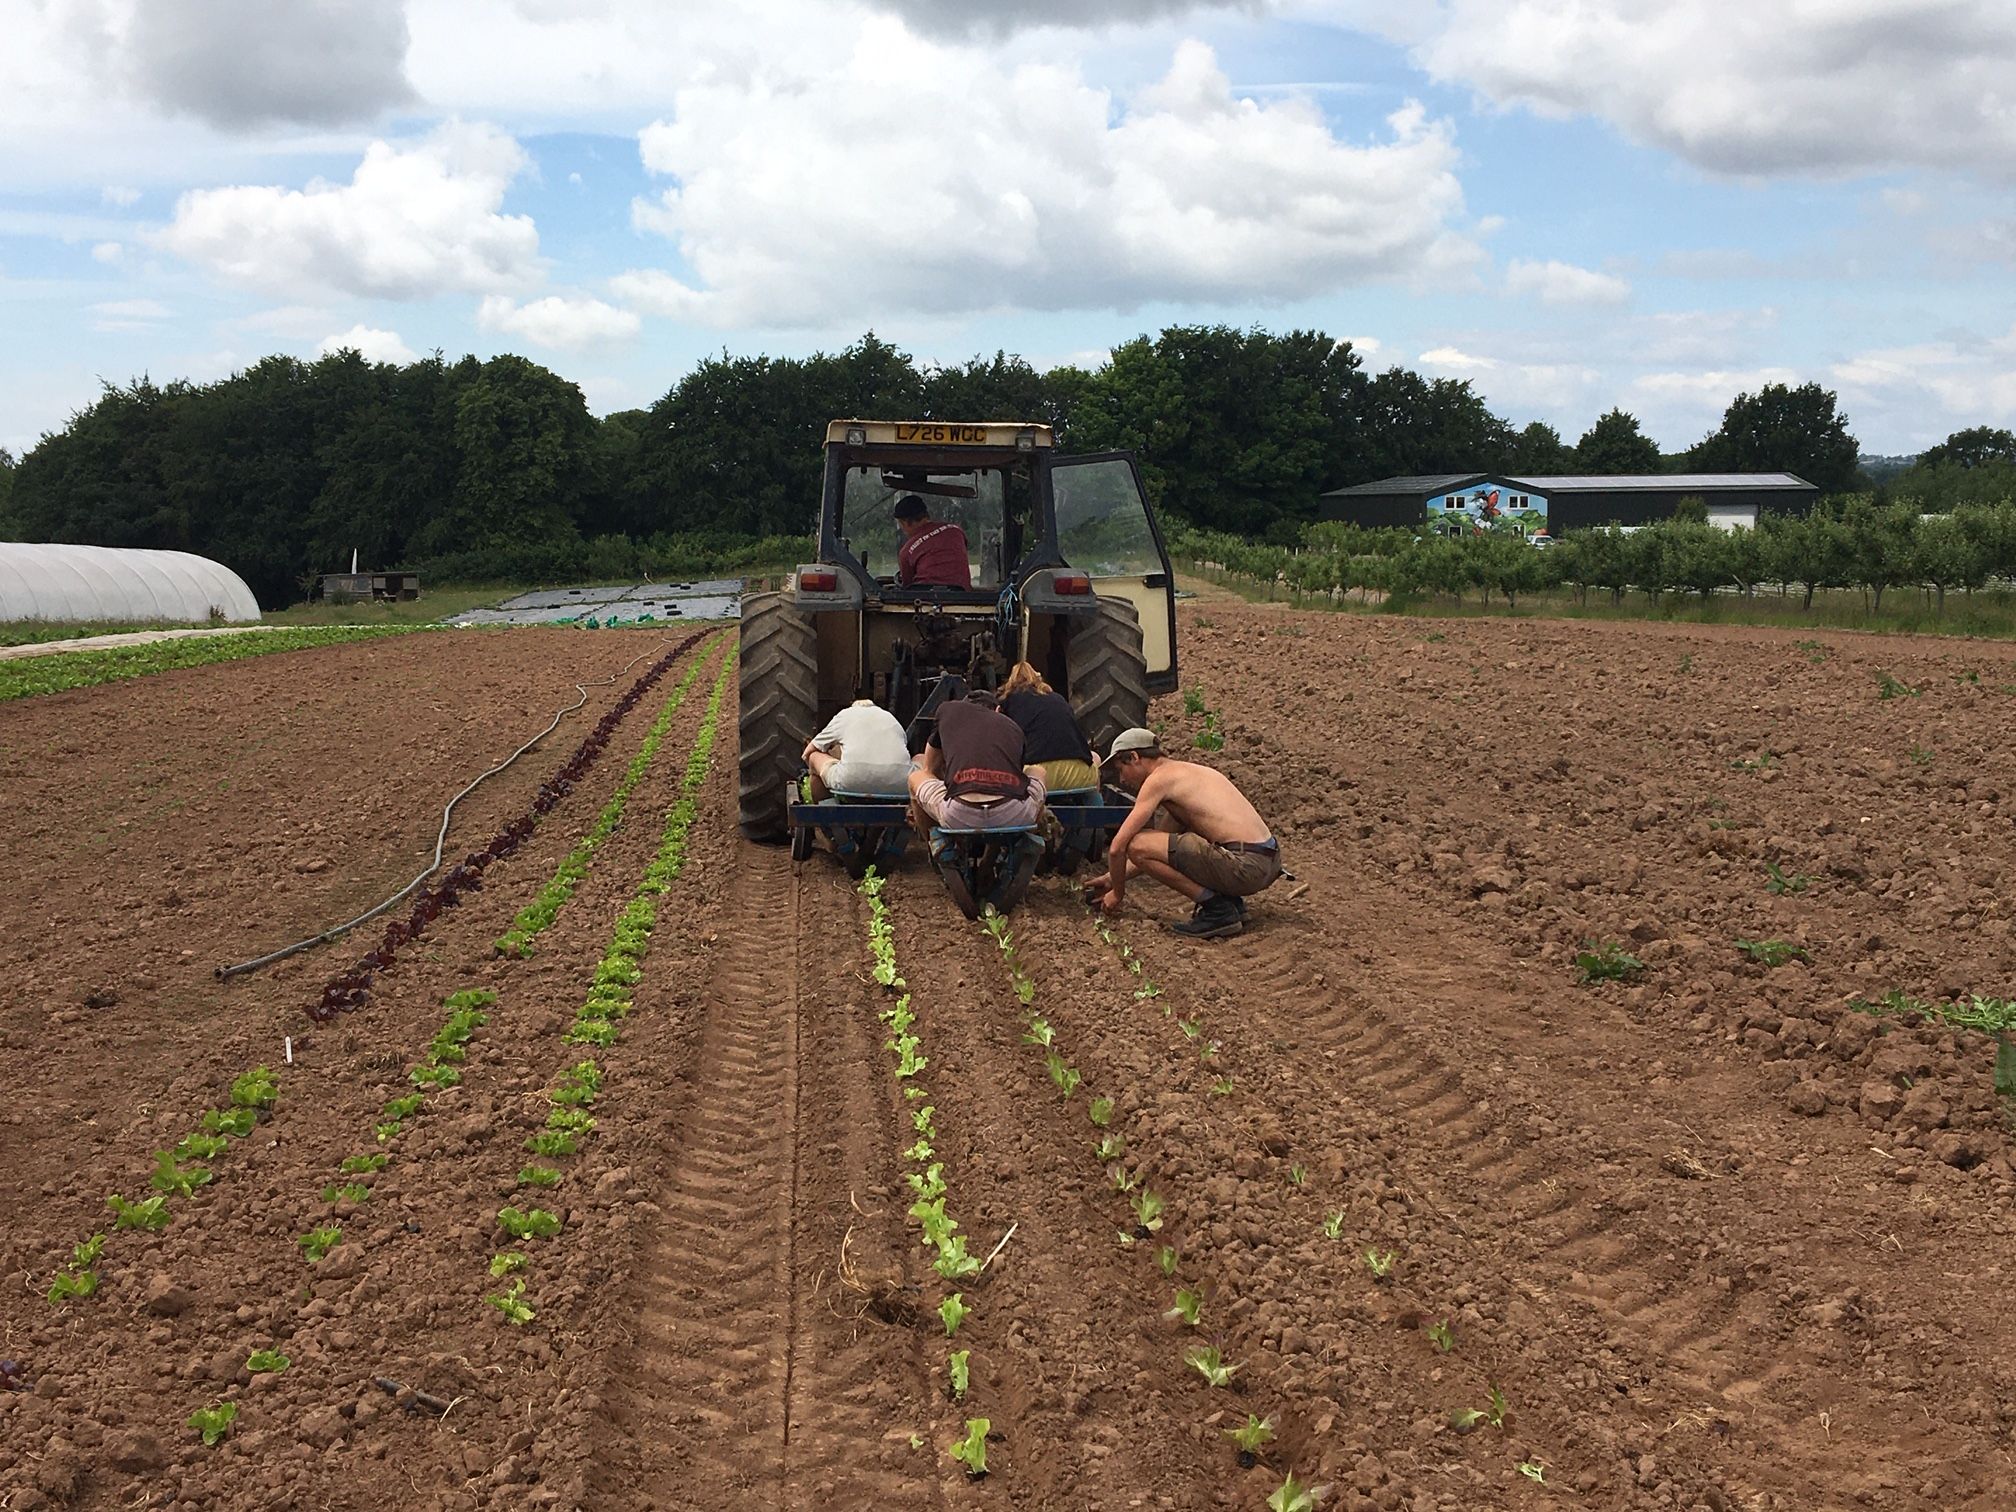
1131,873,1988,1507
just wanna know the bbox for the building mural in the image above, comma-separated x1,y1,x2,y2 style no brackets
1427,480,1550,537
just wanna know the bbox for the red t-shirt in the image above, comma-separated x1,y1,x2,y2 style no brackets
897,521,972,588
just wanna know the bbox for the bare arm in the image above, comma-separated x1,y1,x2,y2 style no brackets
1101,769,1168,909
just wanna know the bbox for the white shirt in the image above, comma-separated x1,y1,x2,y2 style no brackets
810,702,911,768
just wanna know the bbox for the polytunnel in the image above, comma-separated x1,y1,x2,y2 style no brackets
0,543,262,624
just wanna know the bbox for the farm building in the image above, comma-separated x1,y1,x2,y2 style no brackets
1320,472,1818,536
0,542,261,624
315,570,420,604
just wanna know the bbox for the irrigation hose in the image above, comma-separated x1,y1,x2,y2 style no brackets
214,635,688,981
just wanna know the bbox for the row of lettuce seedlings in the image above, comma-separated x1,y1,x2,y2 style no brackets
78,645,729,1449
858,869,991,1481
485,648,734,1325
1086,916,1541,1494
988,908,1329,1512
44,634,720,1329
495,642,718,957
310,628,714,1022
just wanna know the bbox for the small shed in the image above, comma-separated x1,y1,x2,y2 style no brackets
316,572,420,604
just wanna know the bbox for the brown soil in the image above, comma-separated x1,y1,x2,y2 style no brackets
3,607,2013,1512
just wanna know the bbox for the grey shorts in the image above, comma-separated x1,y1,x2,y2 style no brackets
1167,834,1282,897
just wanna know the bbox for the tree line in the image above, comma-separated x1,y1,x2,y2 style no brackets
0,325,2009,607
1177,495,2016,613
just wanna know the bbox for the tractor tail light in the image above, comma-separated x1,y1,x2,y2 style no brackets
1054,573,1091,595
799,569,839,592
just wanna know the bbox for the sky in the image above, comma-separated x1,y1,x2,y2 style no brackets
4,0,2015,462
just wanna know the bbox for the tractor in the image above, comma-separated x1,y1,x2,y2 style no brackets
737,420,1178,909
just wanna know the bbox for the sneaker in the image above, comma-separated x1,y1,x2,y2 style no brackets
1168,896,1243,939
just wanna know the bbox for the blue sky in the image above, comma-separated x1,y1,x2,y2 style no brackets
3,0,2014,462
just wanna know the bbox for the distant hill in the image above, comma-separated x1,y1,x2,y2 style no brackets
1859,453,1918,483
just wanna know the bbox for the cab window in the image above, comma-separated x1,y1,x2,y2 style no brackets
1053,459,1161,575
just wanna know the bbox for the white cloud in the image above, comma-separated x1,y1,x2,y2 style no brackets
1391,0,2016,178
90,297,172,332
867,0,1256,34
317,324,420,364
1416,342,1600,414
1346,334,1382,357
119,0,416,129
90,241,123,264
477,293,640,351
1829,328,2016,446
154,122,542,300
1504,257,1628,306
101,185,140,207
617,34,1474,328
233,305,342,339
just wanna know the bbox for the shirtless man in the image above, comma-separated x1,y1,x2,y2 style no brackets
1081,728,1280,939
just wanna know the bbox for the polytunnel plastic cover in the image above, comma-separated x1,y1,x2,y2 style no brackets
0,543,262,624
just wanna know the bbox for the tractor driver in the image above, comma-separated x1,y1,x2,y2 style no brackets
893,494,973,590
1081,729,1281,939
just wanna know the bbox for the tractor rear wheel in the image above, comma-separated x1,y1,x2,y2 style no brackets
1066,595,1150,757
738,592,818,842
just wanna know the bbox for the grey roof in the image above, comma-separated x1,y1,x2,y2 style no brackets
1511,473,1813,491
1322,473,1484,497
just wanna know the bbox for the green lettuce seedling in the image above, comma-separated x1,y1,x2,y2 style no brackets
1088,1096,1114,1128
188,1402,237,1447
1519,1461,1546,1483
229,1067,279,1110
1364,1248,1395,1280
1131,1188,1165,1234
320,1182,370,1205
150,1150,212,1199
1426,1320,1454,1352
340,1153,388,1174
202,1107,257,1137
939,1293,969,1336
1183,1343,1238,1387
1022,1018,1055,1047
1485,1383,1509,1428
525,1130,578,1158
906,1163,947,1201
382,1094,424,1121
107,1194,170,1231
47,1268,99,1304
518,1165,562,1187
1322,1211,1344,1240
175,1133,230,1162
949,1418,990,1478
933,1236,983,1280
1267,1471,1328,1512
497,1207,561,1240
487,1279,535,1324
1155,1244,1179,1277
299,1225,342,1262
948,1350,970,1400
1226,1413,1276,1462
489,1251,528,1278
246,1349,289,1373
1094,1133,1126,1162
1167,1288,1203,1327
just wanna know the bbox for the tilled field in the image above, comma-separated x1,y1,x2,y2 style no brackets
2,607,2013,1511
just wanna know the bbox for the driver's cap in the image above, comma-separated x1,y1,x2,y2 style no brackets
1104,727,1160,762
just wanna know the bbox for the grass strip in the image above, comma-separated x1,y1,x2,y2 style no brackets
0,625,425,703
496,636,724,957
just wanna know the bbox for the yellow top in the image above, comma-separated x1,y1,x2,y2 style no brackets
825,419,1054,447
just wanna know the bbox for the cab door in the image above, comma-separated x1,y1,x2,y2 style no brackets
1046,452,1178,692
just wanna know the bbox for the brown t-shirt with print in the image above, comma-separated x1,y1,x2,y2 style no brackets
930,700,1029,801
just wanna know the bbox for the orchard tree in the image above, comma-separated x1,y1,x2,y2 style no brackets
0,445,16,535
1574,408,1661,474
1688,382,1860,492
